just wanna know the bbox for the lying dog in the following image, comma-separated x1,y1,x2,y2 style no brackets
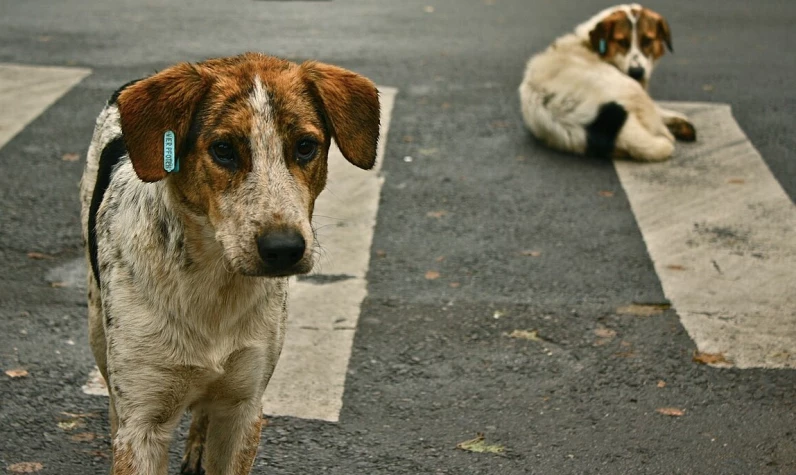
519,4,696,161
79,53,380,474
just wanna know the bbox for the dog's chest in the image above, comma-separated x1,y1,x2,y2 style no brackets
165,276,287,372
96,168,289,373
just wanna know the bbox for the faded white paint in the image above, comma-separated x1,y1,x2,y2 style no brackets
615,101,796,369
0,63,90,147
263,87,397,421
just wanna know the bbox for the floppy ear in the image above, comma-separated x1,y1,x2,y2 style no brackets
301,61,380,170
657,17,673,52
589,18,614,56
116,63,210,182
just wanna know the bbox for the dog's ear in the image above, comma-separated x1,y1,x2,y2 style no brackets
656,16,673,52
301,61,380,170
116,63,210,182
589,16,615,56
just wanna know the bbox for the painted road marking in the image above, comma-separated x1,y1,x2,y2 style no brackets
615,102,795,369
76,87,398,422
0,63,91,148
263,87,397,421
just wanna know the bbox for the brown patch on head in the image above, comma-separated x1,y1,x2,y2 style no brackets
589,10,633,58
637,8,673,59
117,63,210,182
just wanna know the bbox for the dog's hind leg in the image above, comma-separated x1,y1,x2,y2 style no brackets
181,408,209,475
656,105,697,142
615,114,675,162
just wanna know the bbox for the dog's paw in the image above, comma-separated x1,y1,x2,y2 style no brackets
667,118,697,142
180,454,205,475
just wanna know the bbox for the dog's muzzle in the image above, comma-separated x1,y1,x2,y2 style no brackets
628,66,645,83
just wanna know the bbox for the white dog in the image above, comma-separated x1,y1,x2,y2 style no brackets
519,4,696,161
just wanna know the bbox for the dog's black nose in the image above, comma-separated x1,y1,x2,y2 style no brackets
628,66,645,82
257,231,305,273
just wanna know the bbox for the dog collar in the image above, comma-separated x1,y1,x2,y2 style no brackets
163,130,178,173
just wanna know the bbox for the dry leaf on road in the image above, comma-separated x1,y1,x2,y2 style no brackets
593,327,616,339
58,420,82,431
520,250,541,257
26,252,53,260
8,462,44,473
692,351,731,365
666,264,687,271
449,282,461,288
424,270,440,280
598,190,615,197
657,380,667,388
61,153,80,162
426,210,448,219
70,432,97,442
656,407,685,417
508,329,541,341
5,368,29,378
617,303,670,317
456,433,505,454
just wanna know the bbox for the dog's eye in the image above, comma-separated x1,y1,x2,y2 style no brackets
640,36,653,48
618,38,631,49
295,138,318,164
210,141,237,168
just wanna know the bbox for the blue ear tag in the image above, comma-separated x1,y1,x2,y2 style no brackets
598,39,607,55
163,130,178,173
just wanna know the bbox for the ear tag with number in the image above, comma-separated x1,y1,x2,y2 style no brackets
163,130,178,173
598,39,607,55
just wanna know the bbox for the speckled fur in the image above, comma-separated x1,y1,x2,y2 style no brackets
80,53,380,475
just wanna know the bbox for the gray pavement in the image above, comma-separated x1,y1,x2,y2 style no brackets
1,0,794,474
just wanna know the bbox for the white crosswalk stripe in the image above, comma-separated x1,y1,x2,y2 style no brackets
263,87,397,421
0,63,90,149
615,102,796,369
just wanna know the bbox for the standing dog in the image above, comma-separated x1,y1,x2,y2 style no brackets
519,4,696,161
79,53,380,474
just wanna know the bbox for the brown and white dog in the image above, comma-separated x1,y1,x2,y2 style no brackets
79,53,380,474
519,4,696,161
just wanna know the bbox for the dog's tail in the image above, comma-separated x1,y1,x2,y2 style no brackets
585,102,628,158
519,82,594,155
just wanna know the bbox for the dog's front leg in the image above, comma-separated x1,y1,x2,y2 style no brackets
202,402,263,475
199,347,278,475
108,364,191,475
656,104,697,142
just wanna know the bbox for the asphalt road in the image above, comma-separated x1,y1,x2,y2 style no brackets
1,0,794,474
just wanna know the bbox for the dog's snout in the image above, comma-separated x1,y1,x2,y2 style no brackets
257,231,306,273
628,66,645,82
